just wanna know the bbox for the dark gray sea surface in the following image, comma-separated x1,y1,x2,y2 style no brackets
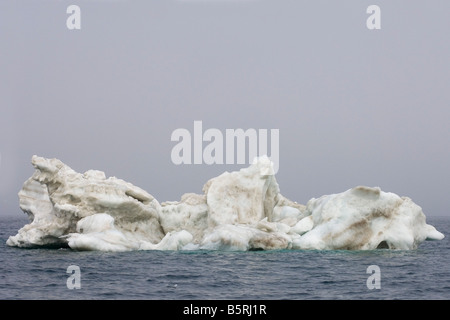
0,216,449,300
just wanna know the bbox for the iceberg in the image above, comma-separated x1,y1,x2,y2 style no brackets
6,155,444,251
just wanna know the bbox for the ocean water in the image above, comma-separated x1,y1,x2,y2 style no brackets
0,216,449,300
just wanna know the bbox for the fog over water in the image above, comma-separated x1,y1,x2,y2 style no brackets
1,1,449,220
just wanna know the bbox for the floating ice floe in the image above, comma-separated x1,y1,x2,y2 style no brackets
6,155,444,251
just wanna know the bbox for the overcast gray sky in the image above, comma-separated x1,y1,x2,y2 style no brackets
1,0,449,218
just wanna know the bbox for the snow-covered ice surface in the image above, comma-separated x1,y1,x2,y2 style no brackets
6,155,444,251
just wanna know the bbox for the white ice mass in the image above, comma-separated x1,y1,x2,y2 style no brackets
6,155,444,251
